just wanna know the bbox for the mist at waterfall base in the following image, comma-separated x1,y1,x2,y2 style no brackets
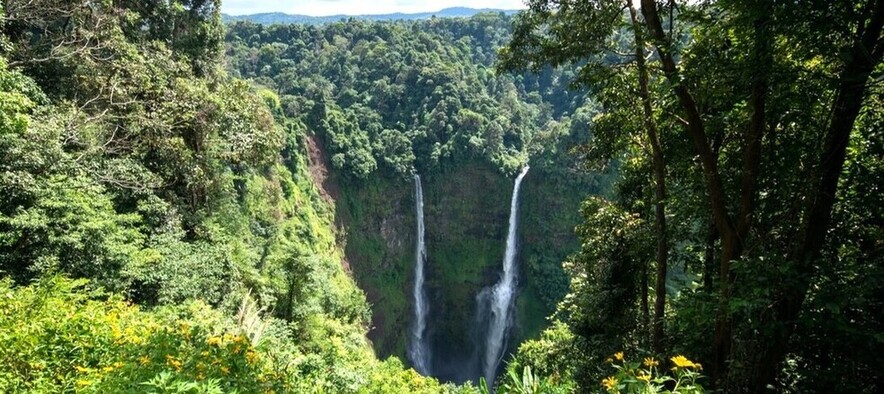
407,167,530,385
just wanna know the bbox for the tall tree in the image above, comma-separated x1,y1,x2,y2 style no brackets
626,0,669,355
502,0,884,390
500,0,674,354
637,0,882,386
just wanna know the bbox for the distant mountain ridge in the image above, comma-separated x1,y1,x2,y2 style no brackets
222,7,520,25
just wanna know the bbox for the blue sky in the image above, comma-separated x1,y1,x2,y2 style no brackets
221,0,527,16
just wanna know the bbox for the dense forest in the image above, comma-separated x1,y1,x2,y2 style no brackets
223,15,613,383
0,0,881,393
0,0,463,392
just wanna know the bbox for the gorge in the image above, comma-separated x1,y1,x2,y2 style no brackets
224,15,614,384
2,1,877,392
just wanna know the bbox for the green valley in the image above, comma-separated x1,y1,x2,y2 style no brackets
1,1,881,393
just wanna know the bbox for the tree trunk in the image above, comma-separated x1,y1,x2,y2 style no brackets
717,11,773,387
750,1,884,390
628,0,669,355
641,262,650,331
703,216,718,291
639,1,738,380
640,0,776,381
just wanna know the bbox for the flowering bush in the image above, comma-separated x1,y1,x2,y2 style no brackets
600,352,705,394
0,276,286,393
0,276,469,393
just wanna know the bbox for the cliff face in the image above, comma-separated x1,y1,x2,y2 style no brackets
309,149,599,381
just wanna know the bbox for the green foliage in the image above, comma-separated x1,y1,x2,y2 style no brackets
0,175,147,289
0,1,450,391
224,15,591,179
223,15,619,369
507,321,579,384
599,353,705,394
479,366,573,394
0,276,275,393
499,0,884,391
0,276,461,393
561,197,648,365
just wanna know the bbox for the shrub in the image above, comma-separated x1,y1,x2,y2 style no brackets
0,276,285,393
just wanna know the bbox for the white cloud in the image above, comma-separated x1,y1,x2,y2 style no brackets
222,0,527,16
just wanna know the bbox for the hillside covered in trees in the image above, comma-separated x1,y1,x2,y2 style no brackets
223,14,614,383
0,0,881,393
0,0,465,392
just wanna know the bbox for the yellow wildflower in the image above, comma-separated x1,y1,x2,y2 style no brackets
207,336,223,346
102,366,114,373
643,357,659,367
74,365,90,373
165,355,183,370
637,371,652,382
601,376,618,390
221,366,230,375
138,356,150,366
246,350,259,365
76,379,92,387
670,355,696,369
614,351,624,361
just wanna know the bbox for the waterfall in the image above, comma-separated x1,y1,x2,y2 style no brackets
408,174,431,375
481,166,530,385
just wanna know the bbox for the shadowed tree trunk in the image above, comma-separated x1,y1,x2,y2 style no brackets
639,0,771,381
703,217,718,291
628,0,669,355
749,1,884,390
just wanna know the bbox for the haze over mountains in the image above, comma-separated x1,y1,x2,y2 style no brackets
221,7,519,24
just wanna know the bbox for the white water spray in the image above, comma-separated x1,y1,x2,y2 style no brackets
481,166,530,384
408,174,431,375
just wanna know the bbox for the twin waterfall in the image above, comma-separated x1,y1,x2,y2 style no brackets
408,174,431,375
480,166,530,384
408,167,529,384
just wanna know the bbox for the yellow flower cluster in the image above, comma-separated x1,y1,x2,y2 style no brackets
670,355,702,370
601,376,618,390
75,361,126,375
165,354,183,371
246,350,259,365
607,351,625,363
643,357,658,367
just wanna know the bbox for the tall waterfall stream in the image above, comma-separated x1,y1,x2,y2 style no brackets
479,166,530,384
408,174,431,375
